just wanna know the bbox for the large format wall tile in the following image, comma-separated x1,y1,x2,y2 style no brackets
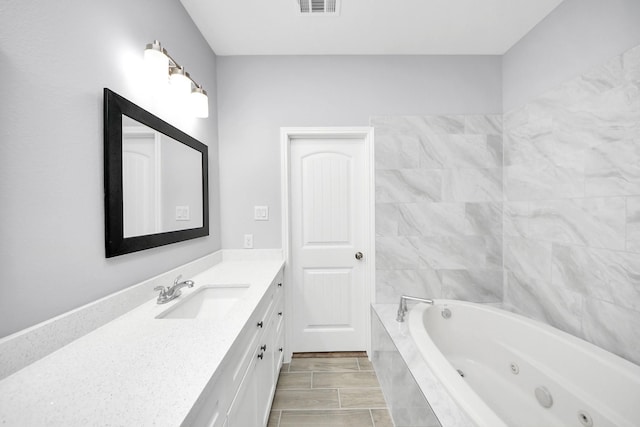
374,115,504,306
583,298,640,365
443,168,502,202
397,202,500,237
504,162,584,201
376,169,442,203
440,269,503,303
374,56,640,367
527,198,626,250
627,196,640,253
503,201,529,237
552,244,640,312
503,43,640,365
464,115,502,136
376,236,419,270
375,269,442,304
376,203,399,237
585,139,640,196
504,237,552,287
409,236,488,270
375,132,421,170
503,272,584,337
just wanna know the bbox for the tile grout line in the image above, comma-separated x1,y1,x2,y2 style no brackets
273,357,393,426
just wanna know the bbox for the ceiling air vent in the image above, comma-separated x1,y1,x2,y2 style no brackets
297,0,340,14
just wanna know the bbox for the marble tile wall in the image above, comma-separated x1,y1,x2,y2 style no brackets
371,307,442,427
371,115,504,305
503,44,640,365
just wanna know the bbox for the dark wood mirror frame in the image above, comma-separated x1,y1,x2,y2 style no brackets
104,88,209,258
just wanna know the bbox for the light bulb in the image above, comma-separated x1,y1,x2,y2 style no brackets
191,86,208,118
169,66,192,97
144,40,169,86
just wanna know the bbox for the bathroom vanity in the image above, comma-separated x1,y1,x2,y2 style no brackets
184,264,285,427
0,251,285,426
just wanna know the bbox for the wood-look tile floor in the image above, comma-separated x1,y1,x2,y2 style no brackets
268,354,394,427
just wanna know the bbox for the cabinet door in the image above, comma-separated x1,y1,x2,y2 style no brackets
227,348,259,427
274,295,285,378
276,317,285,375
256,314,276,427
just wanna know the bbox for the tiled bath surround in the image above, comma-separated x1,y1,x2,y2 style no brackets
371,305,476,427
372,114,504,305
372,43,640,367
371,308,441,427
503,44,640,365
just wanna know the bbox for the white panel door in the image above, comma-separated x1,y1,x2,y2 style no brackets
122,130,161,238
290,137,367,352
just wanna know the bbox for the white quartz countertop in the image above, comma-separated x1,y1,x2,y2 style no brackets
0,257,284,426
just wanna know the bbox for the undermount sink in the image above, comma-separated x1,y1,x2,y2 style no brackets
156,285,250,320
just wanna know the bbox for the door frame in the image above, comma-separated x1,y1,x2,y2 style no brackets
281,127,375,363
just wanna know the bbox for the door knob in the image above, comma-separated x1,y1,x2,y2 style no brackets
355,252,363,260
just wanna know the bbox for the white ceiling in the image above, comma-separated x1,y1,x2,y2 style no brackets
180,0,565,56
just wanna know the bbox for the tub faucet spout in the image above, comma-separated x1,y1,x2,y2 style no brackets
396,295,434,322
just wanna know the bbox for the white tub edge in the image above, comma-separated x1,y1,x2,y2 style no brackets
372,303,475,427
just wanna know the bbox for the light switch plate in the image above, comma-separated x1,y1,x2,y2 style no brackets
175,205,190,221
254,205,269,221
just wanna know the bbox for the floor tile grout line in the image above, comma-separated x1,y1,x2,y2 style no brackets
274,357,392,426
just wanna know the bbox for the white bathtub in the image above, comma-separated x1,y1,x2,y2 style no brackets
408,300,640,427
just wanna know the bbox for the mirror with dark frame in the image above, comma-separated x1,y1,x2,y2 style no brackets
104,88,209,258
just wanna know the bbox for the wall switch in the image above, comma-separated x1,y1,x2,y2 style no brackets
243,234,253,249
175,205,190,221
254,205,269,221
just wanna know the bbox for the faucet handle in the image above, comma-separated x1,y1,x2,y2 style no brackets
154,285,168,295
173,275,182,286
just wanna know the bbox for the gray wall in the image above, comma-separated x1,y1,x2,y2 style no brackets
0,0,221,337
217,55,502,249
503,0,640,111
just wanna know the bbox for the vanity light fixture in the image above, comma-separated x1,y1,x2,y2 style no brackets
190,85,209,118
143,40,209,118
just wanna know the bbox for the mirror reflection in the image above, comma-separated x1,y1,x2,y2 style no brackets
122,116,203,238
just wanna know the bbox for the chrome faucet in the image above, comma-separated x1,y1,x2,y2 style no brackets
396,295,434,322
154,275,195,304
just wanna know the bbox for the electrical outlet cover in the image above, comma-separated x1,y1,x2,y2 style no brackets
243,234,253,249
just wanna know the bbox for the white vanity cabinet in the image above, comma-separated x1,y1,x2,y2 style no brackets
184,268,284,427
228,271,284,427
